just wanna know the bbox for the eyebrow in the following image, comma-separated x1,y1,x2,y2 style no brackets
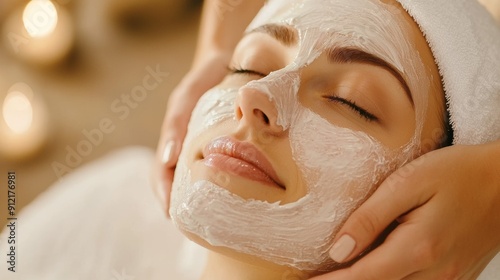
327,47,413,107
249,24,414,107
250,24,298,46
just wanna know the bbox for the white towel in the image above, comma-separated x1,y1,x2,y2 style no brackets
397,0,500,145
0,147,207,280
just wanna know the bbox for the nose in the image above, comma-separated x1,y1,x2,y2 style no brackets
235,87,284,137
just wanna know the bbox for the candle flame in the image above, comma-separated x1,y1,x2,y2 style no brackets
23,0,58,38
2,91,34,134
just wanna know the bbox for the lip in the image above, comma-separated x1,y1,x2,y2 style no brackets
202,137,285,190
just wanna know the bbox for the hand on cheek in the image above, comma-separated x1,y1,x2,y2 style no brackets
310,142,500,280
153,53,231,217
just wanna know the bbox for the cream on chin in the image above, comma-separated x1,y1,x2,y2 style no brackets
170,0,428,272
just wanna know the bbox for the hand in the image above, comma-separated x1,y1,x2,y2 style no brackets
311,141,500,280
153,51,231,216
151,0,264,216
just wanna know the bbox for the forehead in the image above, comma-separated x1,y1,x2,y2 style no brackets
243,0,433,142
250,0,405,28
247,0,413,73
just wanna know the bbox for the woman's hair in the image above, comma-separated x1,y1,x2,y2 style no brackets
441,109,454,147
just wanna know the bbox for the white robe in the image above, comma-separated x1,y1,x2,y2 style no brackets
0,147,498,280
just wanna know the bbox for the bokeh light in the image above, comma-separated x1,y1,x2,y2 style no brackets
22,0,58,38
2,90,34,134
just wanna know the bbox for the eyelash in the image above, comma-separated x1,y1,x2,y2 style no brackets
228,66,378,122
227,66,267,77
324,95,378,122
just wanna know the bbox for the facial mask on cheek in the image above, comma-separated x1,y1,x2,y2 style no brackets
171,0,427,272
171,87,399,271
249,0,430,143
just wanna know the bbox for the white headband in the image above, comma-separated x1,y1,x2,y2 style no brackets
396,0,500,145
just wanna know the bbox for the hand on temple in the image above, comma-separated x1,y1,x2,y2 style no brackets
311,140,500,280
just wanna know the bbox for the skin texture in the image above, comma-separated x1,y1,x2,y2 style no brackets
171,1,447,279
192,5,444,206
154,0,500,279
311,140,500,280
154,0,266,214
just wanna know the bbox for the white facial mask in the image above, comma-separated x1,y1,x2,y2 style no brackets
170,0,430,272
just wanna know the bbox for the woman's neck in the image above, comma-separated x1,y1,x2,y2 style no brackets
200,251,307,280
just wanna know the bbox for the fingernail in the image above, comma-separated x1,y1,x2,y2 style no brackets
161,140,175,164
329,235,356,263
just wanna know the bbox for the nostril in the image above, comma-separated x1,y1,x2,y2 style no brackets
263,114,270,125
253,109,270,125
236,107,243,119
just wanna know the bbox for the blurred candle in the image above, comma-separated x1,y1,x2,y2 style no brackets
23,0,59,37
0,83,49,161
2,0,74,66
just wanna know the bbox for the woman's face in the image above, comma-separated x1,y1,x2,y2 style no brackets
170,0,445,273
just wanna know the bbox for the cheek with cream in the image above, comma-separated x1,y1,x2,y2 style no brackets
170,0,430,272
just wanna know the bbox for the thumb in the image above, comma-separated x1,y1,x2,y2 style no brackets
328,159,432,263
154,135,182,218
153,53,231,216
154,111,190,216
153,94,193,216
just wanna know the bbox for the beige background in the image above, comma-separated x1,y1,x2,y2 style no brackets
0,0,200,226
0,0,499,228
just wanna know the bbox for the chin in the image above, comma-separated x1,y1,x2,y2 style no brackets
177,228,314,276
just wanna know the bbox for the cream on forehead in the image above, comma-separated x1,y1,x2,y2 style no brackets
171,0,429,272
248,0,429,137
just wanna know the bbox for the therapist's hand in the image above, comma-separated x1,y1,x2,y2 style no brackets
311,141,500,280
154,51,230,215
152,0,264,216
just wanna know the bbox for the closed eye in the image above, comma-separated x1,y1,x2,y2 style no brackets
227,66,267,78
324,95,378,122
229,67,378,122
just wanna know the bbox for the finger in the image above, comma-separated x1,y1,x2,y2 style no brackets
153,54,230,216
157,64,219,165
152,126,186,217
153,114,184,213
159,137,182,167
157,51,231,170
151,161,175,217
314,225,426,280
154,83,204,214
161,163,176,218
154,121,188,216
329,156,435,263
